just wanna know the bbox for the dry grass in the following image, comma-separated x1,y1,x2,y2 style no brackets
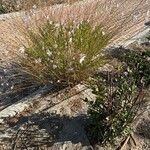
0,0,150,63
0,0,82,13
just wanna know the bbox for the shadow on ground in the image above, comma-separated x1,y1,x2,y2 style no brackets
0,64,40,110
136,118,150,140
3,113,90,149
0,63,68,111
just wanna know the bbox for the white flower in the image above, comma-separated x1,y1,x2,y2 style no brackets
1,83,4,86
68,68,74,71
102,31,105,35
106,117,109,121
32,5,37,9
20,126,24,130
3,69,7,73
35,58,42,63
53,64,57,69
46,50,52,56
124,72,128,76
50,81,53,84
69,37,72,43
54,44,58,48
49,20,53,24
79,54,86,64
147,57,150,61
57,80,60,83
50,60,54,63
55,23,60,27
68,31,71,36
19,46,25,53
127,67,132,73
11,85,14,90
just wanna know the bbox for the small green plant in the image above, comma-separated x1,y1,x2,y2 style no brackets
19,21,112,87
86,71,145,145
0,1,6,14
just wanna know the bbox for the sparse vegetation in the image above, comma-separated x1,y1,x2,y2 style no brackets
0,0,81,14
86,44,150,145
86,72,145,145
0,0,150,149
18,21,111,87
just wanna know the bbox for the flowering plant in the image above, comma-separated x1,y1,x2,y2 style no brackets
19,21,112,86
86,71,145,145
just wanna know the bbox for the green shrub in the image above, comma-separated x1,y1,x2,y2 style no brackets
19,21,112,87
86,72,145,145
110,46,150,88
86,43,150,145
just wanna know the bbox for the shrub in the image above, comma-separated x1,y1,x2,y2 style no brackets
109,46,150,88
86,42,150,145
19,21,112,87
86,71,145,145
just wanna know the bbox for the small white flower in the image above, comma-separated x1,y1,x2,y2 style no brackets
11,85,14,90
147,57,150,61
69,37,72,43
53,44,58,49
3,69,7,73
49,20,53,24
55,23,60,27
46,50,52,56
35,58,42,63
6,83,9,86
102,31,105,35
50,60,54,63
19,46,25,53
1,83,4,86
68,31,72,36
57,80,60,83
124,72,128,76
20,126,25,130
53,64,57,69
106,117,109,121
127,67,132,73
79,54,86,64
50,81,53,84
32,5,37,9
68,68,74,71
